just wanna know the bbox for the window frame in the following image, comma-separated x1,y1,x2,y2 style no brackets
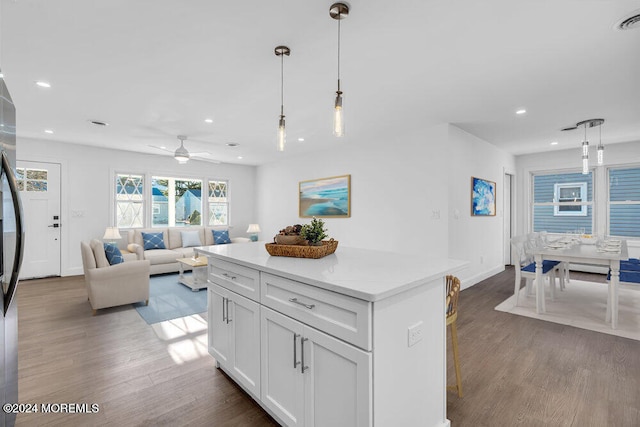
530,169,595,234
553,182,588,216
112,170,230,229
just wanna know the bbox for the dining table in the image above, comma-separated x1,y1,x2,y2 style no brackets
532,237,629,329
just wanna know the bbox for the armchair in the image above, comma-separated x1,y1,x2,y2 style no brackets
80,240,151,315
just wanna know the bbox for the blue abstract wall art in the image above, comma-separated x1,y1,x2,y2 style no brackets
299,175,351,218
471,177,496,216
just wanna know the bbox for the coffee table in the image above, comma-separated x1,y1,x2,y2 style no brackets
177,256,209,291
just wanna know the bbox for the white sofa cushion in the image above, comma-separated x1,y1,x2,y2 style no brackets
173,247,196,258
143,249,183,265
167,227,205,249
90,239,110,268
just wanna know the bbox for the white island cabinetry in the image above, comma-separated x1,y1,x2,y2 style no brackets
197,244,467,427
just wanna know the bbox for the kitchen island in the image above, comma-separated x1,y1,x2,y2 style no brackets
196,243,467,427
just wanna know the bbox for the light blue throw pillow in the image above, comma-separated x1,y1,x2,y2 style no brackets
181,230,202,248
213,229,231,245
142,232,166,250
103,243,124,265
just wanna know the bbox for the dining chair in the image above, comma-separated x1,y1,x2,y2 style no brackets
511,235,559,307
605,260,640,322
537,231,569,288
445,275,463,398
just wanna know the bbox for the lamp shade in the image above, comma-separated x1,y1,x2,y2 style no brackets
247,224,261,233
103,227,122,240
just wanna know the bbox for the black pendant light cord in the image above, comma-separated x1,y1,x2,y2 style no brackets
337,14,341,91
280,51,285,117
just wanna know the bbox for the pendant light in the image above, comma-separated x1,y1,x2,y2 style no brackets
275,46,290,152
581,122,589,175
576,118,605,174
597,122,604,165
330,3,349,137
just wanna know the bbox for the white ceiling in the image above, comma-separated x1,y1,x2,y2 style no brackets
2,0,639,165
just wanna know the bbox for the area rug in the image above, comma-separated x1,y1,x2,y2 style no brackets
495,279,640,341
133,273,207,324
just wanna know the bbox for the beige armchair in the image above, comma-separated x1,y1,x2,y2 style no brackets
80,240,151,315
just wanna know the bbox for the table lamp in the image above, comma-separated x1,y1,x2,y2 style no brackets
103,227,122,244
247,224,261,242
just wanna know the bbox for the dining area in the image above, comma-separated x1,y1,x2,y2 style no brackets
501,232,640,340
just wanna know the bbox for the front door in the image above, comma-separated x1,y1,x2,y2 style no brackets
16,161,61,279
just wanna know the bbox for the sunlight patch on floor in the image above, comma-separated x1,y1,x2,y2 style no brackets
151,314,209,365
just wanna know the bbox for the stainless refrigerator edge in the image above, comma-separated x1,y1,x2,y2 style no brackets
0,70,25,427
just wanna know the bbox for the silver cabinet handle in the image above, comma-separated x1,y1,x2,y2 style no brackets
225,298,232,324
293,333,301,369
222,297,227,323
289,298,315,310
222,273,237,280
301,337,309,373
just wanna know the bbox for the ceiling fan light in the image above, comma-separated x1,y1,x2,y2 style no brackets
174,146,190,163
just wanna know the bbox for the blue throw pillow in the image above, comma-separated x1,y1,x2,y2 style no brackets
103,243,124,265
142,232,166,250
213,229,231,245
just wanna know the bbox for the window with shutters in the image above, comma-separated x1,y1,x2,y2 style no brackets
609,167,640,238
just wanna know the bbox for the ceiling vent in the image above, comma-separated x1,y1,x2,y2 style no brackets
616,11,640,30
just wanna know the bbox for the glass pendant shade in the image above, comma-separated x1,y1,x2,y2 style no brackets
333,91,344,137
582,155,589,175
582,140,589,156
597,144,604,165
274,45,290,152
277,116,286,152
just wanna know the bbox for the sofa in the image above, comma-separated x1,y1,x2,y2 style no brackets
80,240,150,315
124,227,250,275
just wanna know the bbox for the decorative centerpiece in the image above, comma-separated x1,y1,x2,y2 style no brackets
266,217,338,258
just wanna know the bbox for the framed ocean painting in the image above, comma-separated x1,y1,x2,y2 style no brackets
471,177,496,216
299,175,351,218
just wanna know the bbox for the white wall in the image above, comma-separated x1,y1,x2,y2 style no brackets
515,140,640,258
18,137,257,276
257,123,515,289
447,125,516,287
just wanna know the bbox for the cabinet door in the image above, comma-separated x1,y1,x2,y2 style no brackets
208,285,230,366
228,292,261,396
303,325,372,427
261,307,305,426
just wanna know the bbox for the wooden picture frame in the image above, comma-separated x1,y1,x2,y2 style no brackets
471,177,496,216
299,175,351,218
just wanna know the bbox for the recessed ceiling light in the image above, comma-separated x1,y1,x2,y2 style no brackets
0,73,4,79
44,129,54,134
516,109,526,115
160,146,166,150
550,141,558,146
298,138,305,142
237,156,243,160
88,120,109,126
35,81,51,88
204,118,213,123
226,142,239,147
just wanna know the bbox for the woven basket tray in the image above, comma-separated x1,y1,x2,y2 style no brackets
265,239,338,259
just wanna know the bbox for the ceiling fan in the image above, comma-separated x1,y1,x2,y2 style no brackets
148,135,221,164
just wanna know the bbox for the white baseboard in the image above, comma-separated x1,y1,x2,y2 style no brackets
460,265,505,290
63,266,84,277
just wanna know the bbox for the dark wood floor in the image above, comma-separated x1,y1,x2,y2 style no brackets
447,267,640,426
14,268,640,426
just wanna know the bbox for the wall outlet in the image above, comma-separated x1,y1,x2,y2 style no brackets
408,321,424,347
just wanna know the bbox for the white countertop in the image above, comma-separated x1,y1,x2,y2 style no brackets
195,242,468,302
